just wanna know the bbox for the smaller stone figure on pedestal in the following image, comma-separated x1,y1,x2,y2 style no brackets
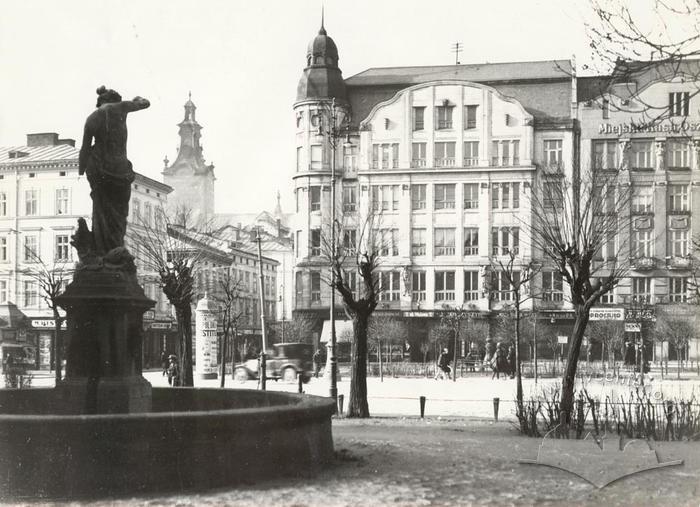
77,86,150,265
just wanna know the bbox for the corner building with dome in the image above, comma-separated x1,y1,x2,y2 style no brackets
291,21,584,361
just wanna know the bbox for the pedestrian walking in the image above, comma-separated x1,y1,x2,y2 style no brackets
491,343,509,380
435,348,451,380
507,344,516,378
312,348,322,378
166,355,180,386
484,338,495,372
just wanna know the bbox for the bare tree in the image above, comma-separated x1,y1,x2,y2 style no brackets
438,305,474,382
488,251,540,417
528,168,632,425
128,207,212,386
22,248,72,384
212,267,243,388
586,320,626,368
368,316,405,382
654,308,697,378
324,210,383,418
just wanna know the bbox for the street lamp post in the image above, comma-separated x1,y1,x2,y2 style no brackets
318,98,349,404
255,227,268,391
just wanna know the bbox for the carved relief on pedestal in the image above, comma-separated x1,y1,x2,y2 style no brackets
655,140,666,171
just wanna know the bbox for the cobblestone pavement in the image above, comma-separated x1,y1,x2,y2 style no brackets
49,417,700,507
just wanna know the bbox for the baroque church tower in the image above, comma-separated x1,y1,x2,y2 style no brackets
162,94,216,221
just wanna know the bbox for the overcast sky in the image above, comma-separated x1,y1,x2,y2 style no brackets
1,0,607,214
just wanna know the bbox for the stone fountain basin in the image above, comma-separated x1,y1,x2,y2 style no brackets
0,387,335,500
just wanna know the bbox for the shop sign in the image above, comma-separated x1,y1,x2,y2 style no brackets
149,322,171,330
143,310,156,321
625,308,655,321
541,311,576,320
557,335,568,344
31,319,67,330
625,322,642,333
589,308,624,321
403,311,434,318
599,120,700,136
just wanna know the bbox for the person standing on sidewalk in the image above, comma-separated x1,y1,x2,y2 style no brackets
435,348,451,380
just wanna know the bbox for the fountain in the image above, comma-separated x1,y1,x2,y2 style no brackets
0,87,334,500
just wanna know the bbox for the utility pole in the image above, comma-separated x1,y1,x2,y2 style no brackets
255,227,268,390
451,42,463,65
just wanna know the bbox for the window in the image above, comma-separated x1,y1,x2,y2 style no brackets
492,227,519,255
143,202,152,227
669,229,689,257
491,271,519,301
310,272,321,302
667,139,690,168
412,271,426,302
631,277,652,303
379,271,401,301
668,184,689,212
434,184,455,210
371,185,400,212
630,140,653,169
0,280,7,304
435,271,455,301
463,141,479,166
296,112,303,129
296,147,303,171
381,144,390,169
55,188,69,215
0,192,6,216
309,186,321,212
631,229,653,258
310,229,321,257
23,280,38,307
343,229,357,256
0,237,6,261
464,271,479,301
463,227,479,256
132,199,140,220
434,228,456,256
411,142,427,167
492,182,519,209
464,105,478,129
343,185,357,212
669,277,688,303
310,145,322,170
592,140,618,170
463,183,479,209
411,184,426,210
631,184,653,213
343,144,357,170
55,235,70,261
344,270,358,299
669,92,690,116
25,189,38,216
24,235,38,262
543,139,563,168
379,229,399,257
543,180,564,211
413,106,425,131
372,144,378,169
602,99,610,119
599,281,615,304
491,140,519,166
391,143,399,169
436,105,454,129
542,272,564,302
434,142,456,167
411,228,426,256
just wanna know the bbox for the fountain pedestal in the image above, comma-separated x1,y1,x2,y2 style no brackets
55,265,154,414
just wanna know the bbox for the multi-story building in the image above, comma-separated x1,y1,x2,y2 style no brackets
578,59,700,361
0,132,174,369
291,22,579,354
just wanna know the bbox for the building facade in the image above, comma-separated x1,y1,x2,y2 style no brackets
291,23,579,354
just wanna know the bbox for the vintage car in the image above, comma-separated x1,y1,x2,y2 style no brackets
233,342,313,383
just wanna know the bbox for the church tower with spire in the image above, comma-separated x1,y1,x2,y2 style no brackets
162,93,216,221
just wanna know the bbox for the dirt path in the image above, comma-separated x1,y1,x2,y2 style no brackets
87,417,699,506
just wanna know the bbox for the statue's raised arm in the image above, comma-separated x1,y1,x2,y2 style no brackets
77,86,150,261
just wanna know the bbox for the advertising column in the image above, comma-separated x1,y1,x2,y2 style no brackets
195,293,218,380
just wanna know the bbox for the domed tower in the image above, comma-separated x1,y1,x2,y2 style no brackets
162,93,216,222
292,17,353,322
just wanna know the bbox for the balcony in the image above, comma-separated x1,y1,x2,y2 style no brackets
463,157,479,167
435,157,456,168
411,159,427,168
666,256,692,270
631,256,656,271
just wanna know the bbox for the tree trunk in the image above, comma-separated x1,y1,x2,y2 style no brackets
219,327,228,388
178,304,194,387
560,306,590,426
348,311,370,418
378,338,383,383
514,302,523,409
53,308,63,385
452,326,458,382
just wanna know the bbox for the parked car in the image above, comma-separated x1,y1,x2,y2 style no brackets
234,342,313,383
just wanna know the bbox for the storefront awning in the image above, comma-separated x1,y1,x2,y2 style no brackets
320,320,354,343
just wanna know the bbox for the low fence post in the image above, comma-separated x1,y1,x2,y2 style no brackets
338,394,345,416
419,396,426,418
493,397,500,422
298,374,303,394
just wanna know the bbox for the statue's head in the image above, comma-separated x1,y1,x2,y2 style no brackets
95,85,122,107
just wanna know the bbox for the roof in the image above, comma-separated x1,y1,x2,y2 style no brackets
0,303,28,328
345,59,572,87
0,143,79,164
134,173,174,194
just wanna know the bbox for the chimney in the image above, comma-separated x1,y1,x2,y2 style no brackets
57,138,76,147
26,133,59,146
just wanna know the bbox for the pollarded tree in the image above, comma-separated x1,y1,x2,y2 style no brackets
654,308,697,379
586,320,626,368
438,305,474,382
528,168,632,425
